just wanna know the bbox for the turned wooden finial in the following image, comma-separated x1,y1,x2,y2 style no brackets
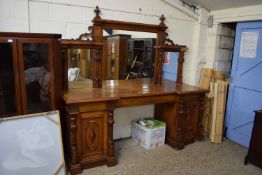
160,14,166,25
94,6,101,18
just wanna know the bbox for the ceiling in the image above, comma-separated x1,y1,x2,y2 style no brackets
182,0,262,11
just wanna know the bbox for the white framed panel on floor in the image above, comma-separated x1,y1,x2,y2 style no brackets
0,111,66,175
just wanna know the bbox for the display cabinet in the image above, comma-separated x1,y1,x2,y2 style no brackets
0,32,62,117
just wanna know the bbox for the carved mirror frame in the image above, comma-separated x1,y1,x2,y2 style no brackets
62,6,187,88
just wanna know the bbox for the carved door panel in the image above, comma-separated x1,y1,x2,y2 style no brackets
182,101,199,143
80,111,107,158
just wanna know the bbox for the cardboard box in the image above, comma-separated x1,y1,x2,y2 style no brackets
132,118,166,149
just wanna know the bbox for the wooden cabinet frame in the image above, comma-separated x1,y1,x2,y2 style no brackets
0,33,62,116
0,38,22,116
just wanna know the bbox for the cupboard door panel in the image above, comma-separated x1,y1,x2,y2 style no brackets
182,101,199,143
81,111,107,158
0,40,21,117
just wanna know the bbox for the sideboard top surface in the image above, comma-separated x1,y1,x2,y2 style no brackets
63,79,208,104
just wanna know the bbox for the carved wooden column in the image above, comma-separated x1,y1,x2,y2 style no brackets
176,50,185,84
154,15,167,84
92,48,102,88
107,102,117,166
67,105,81,174
176,97,185,150
92,6,103,88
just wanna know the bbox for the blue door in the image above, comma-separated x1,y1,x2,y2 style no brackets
162,52,178,81
225,21,262,147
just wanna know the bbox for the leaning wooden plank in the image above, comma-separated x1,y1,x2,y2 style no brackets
203,81,215,137
220,81,229,142
214,80,224,143
209,92,214,137
221,81,229,138
199,68,214,136
212,80,229,143
214,71,224,81
210,81,218,141
203,98,211,136
199,68,214,89
203,81,213,137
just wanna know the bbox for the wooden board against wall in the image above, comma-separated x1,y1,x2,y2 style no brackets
199,68,227,138
199,68,214,90
210,80,229,143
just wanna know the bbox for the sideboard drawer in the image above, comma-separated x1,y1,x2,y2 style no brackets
79,102,108,112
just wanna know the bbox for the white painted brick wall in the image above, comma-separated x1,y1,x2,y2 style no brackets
188,7,209,85
216,24,234,36
219,36,234,49
10,0,28,19
66,23,90,39
48,4,70,22
29,1,49,20
0,0,10,19
206,23,235,78
216,49,231,61
0,0,29,32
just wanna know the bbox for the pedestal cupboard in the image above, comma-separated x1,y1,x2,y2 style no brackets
0,32,62,117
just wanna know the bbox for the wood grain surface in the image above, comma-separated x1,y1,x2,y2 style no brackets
63,79,207,104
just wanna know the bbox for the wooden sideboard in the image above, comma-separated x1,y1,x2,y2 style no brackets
60,6,207,175
62,79,208,174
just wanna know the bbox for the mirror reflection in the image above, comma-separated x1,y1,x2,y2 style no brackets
67,48,93,81
61,47,94,90
102,30,157,80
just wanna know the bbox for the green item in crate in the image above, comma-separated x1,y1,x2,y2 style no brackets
137,118,166,129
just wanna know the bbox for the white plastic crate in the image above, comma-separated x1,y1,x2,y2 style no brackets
132,118,166,149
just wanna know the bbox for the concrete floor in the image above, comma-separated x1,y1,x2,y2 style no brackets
81,139,262,175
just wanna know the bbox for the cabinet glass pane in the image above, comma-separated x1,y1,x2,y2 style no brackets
0,43,17,117
22,43,51,113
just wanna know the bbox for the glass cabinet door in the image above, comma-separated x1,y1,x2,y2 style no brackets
0,40,21,117
18,40,54,114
